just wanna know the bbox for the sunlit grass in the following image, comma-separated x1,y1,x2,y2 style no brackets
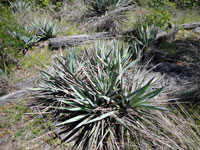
172,9,200,24
19,47,52,69
58,19,85,36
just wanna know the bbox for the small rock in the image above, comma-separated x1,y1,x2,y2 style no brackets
0,77,39,105
0,89,30,105
14,77,39,90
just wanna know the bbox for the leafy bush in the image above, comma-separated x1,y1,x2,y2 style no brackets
148,0,174,9
145,0,199,9
136,1,173,30
173,0,199,8
137,9,171,29
37,0,50,7
0,4,41,74
35,41,168,149
0,5,23,74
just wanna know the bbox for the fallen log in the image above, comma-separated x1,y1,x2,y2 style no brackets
179,21,200,29
48,22,200,49
48,32,115,49
48,29,177,49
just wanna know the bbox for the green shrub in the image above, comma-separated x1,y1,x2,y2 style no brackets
143,0,199,9
35,41,167,149
137,9,171,29
135,0,148,6
148,0,173,9
174,0,199,8
0,5,23,74
0,4,40,74
37,0,50,7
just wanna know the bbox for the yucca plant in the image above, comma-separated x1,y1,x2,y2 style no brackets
128,25,158,59
9,0,30,13
10,31,40,54
35,41,168,149
84,0,132,16
134,25,158,49
83,0,133,32
30,18,59,39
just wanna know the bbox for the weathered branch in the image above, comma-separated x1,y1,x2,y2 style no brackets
179,22,200,29
48,32,115,49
